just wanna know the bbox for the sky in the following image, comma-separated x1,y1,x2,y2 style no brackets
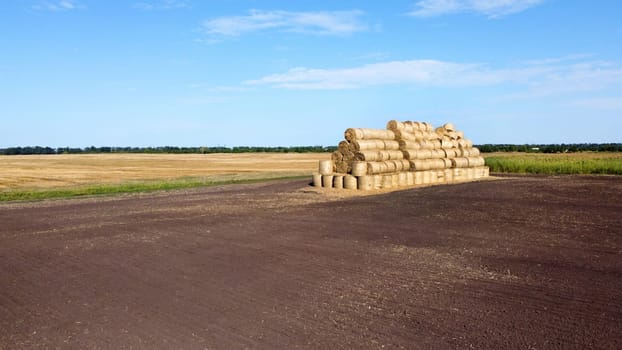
1,0,621,147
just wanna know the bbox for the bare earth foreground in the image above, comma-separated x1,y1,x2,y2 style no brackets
1,176,621,349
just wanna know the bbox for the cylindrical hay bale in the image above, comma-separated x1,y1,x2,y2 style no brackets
443,123,455,132
312,173,322,187
338,141,352,153
331,151,343,161
344,175,357,189
414,171,423,185
429,139,442,149
417,149,433,159
355,150,403,162
394,130,418,141
342,150,355,161
386,120,403,131
398,172,408,187
367,161,388,174
319,160,334,175
410,159,430,171
383,140,400,150
470,147,481,157
466,168,475,179
422,170,431,184
385,161,397,173
444,169,454,182
452,157,469,168
351,161,367,176
406,172,414,186
352,139,383,151
373,174,383,189
416,140,432,149
334,160,349,174
435,170,445,183
429,149,445,159
382,174,393,189
345,128,395,141
461,139,473,148
398,140,421,150
443,148,458,158
441,158,453,169
357,175,373,191
467,157,485,167
421,122,434,132
333,175,344,189
397,159,411,171
391,174,399,187
322,175,334,188
455,131,464,139
448,131,459,140
456,139,468,149
427,158,446,170
440,139,454,149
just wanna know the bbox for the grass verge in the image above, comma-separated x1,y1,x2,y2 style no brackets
484,152,622,175
0,174,308,202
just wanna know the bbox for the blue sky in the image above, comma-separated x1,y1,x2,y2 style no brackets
1,0,621,147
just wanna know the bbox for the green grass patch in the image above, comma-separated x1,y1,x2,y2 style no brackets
484,152,622,175
0,175,308,202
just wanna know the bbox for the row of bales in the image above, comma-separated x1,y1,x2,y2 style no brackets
313,120,489,190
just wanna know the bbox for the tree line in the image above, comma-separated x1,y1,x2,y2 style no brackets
0,145,338,155
1,144,621,155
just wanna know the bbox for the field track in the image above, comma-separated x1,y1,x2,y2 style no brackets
1,175,621,348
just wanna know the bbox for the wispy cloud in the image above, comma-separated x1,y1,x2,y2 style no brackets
134,0,190,11
202,9,367,40
408,0,545,18
32,0,83,12
245,56,622,98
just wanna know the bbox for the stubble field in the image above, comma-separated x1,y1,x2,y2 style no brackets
0,152,621,348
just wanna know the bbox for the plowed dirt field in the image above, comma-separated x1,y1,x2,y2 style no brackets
1,175,621,349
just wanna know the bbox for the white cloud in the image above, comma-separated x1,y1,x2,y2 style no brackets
408,0,544,18
202,9,367,39
244,56,622,99
32,0,83,12
134,0,190,11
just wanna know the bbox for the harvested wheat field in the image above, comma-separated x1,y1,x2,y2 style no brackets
1,175,621,348
0,153,328,190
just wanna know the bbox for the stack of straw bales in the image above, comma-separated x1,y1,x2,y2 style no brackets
313,120,489,190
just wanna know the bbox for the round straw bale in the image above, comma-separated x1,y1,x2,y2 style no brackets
451,157,469,168
391,174,399,187
441,158,453,168
410,159,430,171
334,160,349,174
357,175,373,191
443,122,455,131
352,139,384,151
406,172,414,186
382,174,393,189
351,161,368,176
367,161,388,174
383,140,400,150
331,151,343,161
373,174,383,189
338,140,353,153
312,173,322,187
322,175,334,188
399,140,421,150
443,148,458,158
444,169,454,182
414,171,423,185
333,175,344,189
343,175,357,189
429,139,442,149
398,172,408,187
427,158,446,170
345,128,395,141
455,131,464,139
319,160,334,175
467,157,485,167
386,120,403,131
430,149,445,158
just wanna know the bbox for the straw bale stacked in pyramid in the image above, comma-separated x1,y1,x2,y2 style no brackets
313,120,489,190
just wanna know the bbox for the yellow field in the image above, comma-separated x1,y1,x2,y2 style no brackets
0,153,330,190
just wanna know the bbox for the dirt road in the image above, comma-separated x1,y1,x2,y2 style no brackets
1,176,621,349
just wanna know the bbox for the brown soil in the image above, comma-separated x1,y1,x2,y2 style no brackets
1,175,621,349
